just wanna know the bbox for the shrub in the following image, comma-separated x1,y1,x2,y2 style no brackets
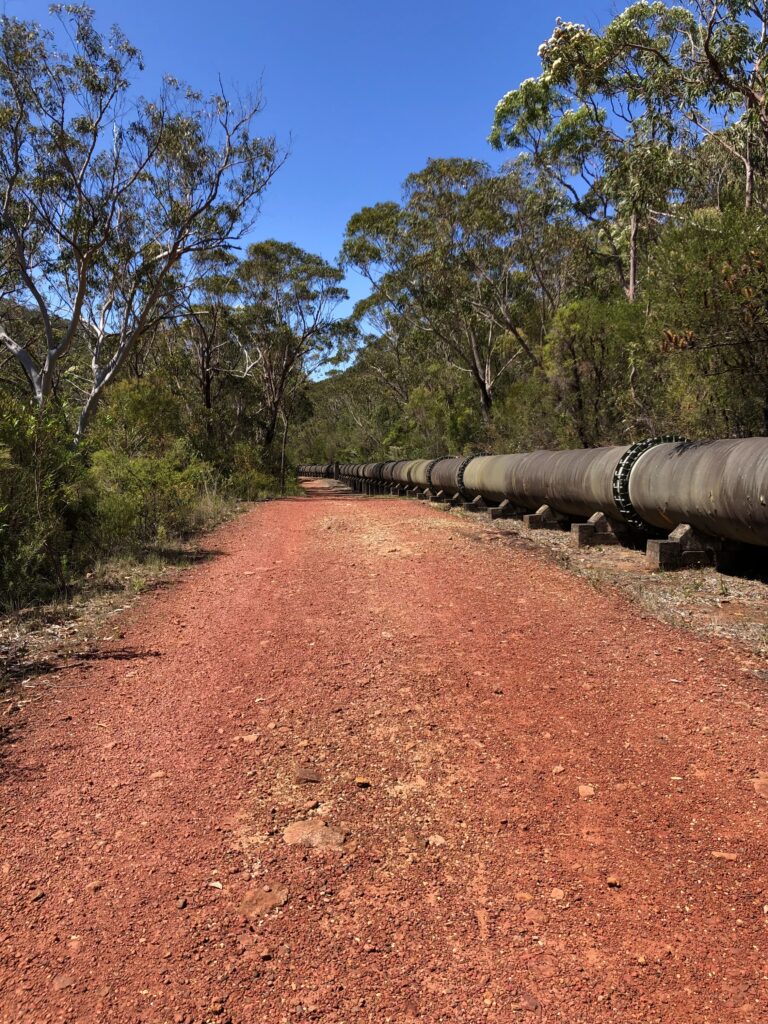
0,403,96,607
227,443,284,500
90,438,219,549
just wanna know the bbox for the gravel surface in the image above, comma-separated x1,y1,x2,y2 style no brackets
1,479,766,1023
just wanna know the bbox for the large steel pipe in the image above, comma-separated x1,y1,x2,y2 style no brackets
429,457,464,495
628,438,768,545
307,437,768,548
408,459,431,487
462,448,629,519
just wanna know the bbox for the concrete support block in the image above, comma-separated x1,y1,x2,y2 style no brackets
524,504,566,531
645,523,718,571
462,495,488,513
571,511,624,549
490,499,525,521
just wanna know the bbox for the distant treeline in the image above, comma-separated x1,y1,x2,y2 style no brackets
295,2,768,463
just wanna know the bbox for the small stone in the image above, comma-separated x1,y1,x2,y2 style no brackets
578,784,595,799
176,897,188,909
52,973,75,992
239,886,289,920
427,834,445,847
30,889,46,903
752,777,768,800
354,777,371,788
711,851,737,861
259,948,273,961
524,908,546,926
208,880,223,889
550,887,565,901
149,770,165,781
282,819,346,850
515,891,533,902
241,734,259,744
294,768,322,784
606,875,622,888
86,880,102,893
512,992,540,1013
552,765,565,775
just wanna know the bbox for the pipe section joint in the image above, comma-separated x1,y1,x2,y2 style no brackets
612,435,687,534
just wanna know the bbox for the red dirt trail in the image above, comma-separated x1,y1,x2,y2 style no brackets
1,480,767,1024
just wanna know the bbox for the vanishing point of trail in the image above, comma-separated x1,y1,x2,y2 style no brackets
1,480,766,1023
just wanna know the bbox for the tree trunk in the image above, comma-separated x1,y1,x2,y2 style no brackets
626,209,638,303
478,381,493,426
202,352,214,442
279,412,289,494
745,154,754,212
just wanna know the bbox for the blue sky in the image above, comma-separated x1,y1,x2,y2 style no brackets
15,0,612,310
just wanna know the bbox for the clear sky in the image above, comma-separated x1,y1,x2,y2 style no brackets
13,0,613,310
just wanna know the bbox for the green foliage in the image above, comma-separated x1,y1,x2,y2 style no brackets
90,440,217,549
227,444,286,501
543,298,648,446
645,206,768,435
0,402,95,607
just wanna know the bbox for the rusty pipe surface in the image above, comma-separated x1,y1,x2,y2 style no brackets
461,448,629,518
429,457,465,495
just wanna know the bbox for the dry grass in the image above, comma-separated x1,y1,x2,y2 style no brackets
0,500,252,706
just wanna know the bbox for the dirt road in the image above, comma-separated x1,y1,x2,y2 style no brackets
1,480,766,1023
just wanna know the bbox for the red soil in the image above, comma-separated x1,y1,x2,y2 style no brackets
1,479,766,1023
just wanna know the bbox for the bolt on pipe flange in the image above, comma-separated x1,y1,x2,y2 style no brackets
612,435,687,534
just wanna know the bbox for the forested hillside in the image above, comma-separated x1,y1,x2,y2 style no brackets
295,1,768,461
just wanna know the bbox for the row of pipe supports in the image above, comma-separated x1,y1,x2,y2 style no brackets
336,473,726,572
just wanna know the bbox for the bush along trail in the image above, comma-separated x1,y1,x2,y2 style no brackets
1,480,767,1024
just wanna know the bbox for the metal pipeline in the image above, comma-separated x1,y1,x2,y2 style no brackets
628,438,768,546
461,448,628,518
302,437,768,548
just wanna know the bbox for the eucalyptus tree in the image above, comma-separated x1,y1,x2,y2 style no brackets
174,251,242,443
235,241,349,453
342,158,544,426
490,9,690,300
580,1,768,211
0,5,281,441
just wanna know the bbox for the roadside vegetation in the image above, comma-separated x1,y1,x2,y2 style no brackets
0,6,349,609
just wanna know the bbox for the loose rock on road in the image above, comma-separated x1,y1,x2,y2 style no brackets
1,479,766,1023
